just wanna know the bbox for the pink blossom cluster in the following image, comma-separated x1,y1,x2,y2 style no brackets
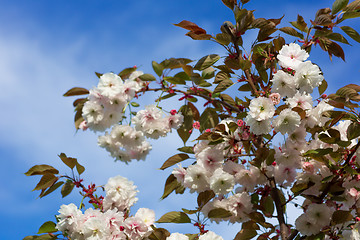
56,175,155,240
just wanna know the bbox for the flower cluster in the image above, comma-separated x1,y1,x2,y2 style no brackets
82,71,145,132
56,175,155,240
166,231,224,240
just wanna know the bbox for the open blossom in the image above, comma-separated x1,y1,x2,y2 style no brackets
209,168,235,195
167,233,189,240
271,70,297,97
103,175,138,212
269,93,281,105
184,164,210,193
196,147,224,172
295,61,324,94
277,43,309,69
198,231,224,240
273,108,301,135
245,115,272,135
123,216,151,240
248,97,275,121
286,92,313,110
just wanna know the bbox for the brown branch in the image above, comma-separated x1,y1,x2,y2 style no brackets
288,230,299,240
269,178,288,240
145,87,242,113
222,23,258,96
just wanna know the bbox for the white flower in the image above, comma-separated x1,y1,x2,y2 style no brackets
166,113,184,130
245,115,272,135
132,105,170,139
56,203,83,233
103,175,138,211
209,168,235,195
135,208,155,227
295,61,324,94
273,109,301,135
82,101,106,131
183,164,210,193
123,216,151,240
248,97,275,121
196,147,224,172
306,100,334,128
306,203,332,227
274,163,297,187
97,72,123,99
286,92,313,111
227,193,253,223
277,43,309,69
198,231,224,240
271,70,297,97
167,233,189,240
172,164,187,185
295,213,322,236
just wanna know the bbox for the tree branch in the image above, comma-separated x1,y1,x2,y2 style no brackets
269,178,288,240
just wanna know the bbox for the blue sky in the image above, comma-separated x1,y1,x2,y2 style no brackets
1,0,359,239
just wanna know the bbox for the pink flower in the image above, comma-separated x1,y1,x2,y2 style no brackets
193,121,200,130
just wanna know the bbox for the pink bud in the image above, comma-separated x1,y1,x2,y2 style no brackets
170,109,177,115
79,121,88,131
193,121,200,130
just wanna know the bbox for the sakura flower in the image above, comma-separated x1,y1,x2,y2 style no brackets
183,164,210,193
273,108,301,135
295,61,324,94
271,70,297,97
248,97,275,121
209,168,235,195
245,115,272,135
167,233,189,240
198,231,224,240
286,92,313,111
277,43,309,69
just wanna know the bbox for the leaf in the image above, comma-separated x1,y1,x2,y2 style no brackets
40,181,64,198
25,165,59,176
214,71,230,84
347,121,360,140
118,67,137,79
208,208,232,218
33,174,58,191
279,27,303,38
332,210,353,224
61,180,75,198
326,32,349,44
37,221,57,234
58,153,76,169
174,20,207,33
194,54,221,71
76,162,85,175
213,78,234,94
318,79,328,95
63,87,89,97
197,190,215,208
131,102,140,107
332,0,349,14
161,174,182,200
139,73,156,82
290,15,308,32
221,0,235,9
199,108,219,132
234,228,257,240
156,211,191,223
164,76,186,85
215,33,231,45
340,26,360,43
177,146,194,154
160,154,189,170
152,61,163,77
177,104,193,144
148,227,170,240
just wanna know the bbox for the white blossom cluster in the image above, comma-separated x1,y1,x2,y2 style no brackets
82,70,184,163
245,43,332,136
56,175,155,240
82,71,144,132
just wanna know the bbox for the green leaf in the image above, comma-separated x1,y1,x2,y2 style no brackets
177,146,194,154
63,87,89,97
318,79,328,95
25,165,59,176
197,190,215,208
199,108,219,132
58,153,76,169
175,71,191,80
347,121,360,140
76,162,85,175
152,61,163,77
214,71,230,84
340,26,360,43
290,15,308,32
159,154,189,170
118,67,137,79
139,73,156,82
221,0,235,9
234,228,257,240
156,211,191,223
332,0,349,14
332,210,353,224
148,227,170,240
326,32,349,44
177,104,194,144
37,221,57,234
213,78,233,94
215,33,231,45
161,174,181,199
164,76,186,85
61,180,74,198
279,27,304,38
33,174,58,191
194,54,221,71
208,208,232,218
131,102,140,107
40,181,64,198
202,67,215,79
